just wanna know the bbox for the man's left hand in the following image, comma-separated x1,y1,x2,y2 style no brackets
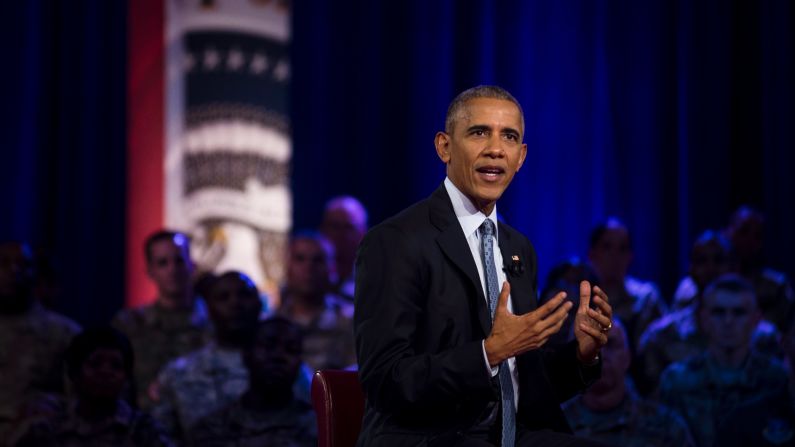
573,280,612,364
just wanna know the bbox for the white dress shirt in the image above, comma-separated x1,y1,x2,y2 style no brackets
444,177,519,410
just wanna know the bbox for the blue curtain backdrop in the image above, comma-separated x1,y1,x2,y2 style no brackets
1,0,127,325
291,0,795,298
2,1,793,325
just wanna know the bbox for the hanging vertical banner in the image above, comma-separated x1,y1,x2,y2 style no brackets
165,0,291,304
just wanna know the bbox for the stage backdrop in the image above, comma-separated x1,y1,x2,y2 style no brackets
128,0,290,307
3,1,792,326
290,0,795,296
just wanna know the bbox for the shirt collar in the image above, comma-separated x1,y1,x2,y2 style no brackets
444,177,499,240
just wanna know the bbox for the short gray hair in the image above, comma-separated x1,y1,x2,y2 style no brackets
444,85,525,134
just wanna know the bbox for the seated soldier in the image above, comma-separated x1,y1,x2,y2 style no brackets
11,327,172,446
659,274,789,447
538,257,599,345
715,320,795,447
190,317,316,447
277,231,356,371
637,231,780,395
0,242,81,444
671,230,733,310
319,196,368,302
112,230,212,409
588,218,667,351
151,271,311,443
724,206,794,332
564,319,694,447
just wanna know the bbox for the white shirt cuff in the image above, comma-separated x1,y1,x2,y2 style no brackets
482,339,499,377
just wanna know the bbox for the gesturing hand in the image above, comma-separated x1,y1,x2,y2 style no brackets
573,280,612,364
484,282,573,367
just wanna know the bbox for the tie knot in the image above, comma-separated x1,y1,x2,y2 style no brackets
480,218,495,237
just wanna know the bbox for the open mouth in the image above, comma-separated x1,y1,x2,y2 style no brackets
475,166,505,181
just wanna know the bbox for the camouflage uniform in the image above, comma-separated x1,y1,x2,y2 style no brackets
637,304,780,395
715,394,795,447
611,276,668,352
11,397,173,447
151,343,312,442
112,299,212,409
0,303,80,444
189,399,316,447
277,294,356,371
563,384,695,447
671,276,699,311
659,351,789,447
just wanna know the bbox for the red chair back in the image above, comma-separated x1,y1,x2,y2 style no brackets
311,370,365,447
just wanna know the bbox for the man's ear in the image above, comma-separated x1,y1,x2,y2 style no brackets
516,143,527,172
435,132,451,163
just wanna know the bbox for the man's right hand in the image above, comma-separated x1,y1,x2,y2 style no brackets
484,282,572,366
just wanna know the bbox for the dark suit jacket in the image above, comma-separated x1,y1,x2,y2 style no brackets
354,184,600,446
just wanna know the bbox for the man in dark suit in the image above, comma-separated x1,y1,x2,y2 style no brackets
354,85,613,446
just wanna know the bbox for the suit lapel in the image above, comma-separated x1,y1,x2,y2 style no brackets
429,185,492,335
498,222,536,315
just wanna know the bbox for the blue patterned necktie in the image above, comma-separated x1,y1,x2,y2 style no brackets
480,218,516,447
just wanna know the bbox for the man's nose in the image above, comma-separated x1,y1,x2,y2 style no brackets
721,314,736,324
484,136,506,157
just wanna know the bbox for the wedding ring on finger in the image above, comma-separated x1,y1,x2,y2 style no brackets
601,322,612,332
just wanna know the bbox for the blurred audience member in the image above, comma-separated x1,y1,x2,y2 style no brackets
112,230,212,409
671,230,733,310
0,241,80,444
724,206,795,332
190,317,316,447
538,257,599,345
151,272,311,443
278,232,356,371
319,196,367,301
715,320,795,447
564,319,694,447
659,274,789,447
638,232,779,395
11,327,172,447
588,218,667,351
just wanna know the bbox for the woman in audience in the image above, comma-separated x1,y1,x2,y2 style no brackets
12,327,172,447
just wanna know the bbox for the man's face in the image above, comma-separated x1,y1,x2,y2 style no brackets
146,238,193,297
690,241,729,290
435,98,527,214
244,322,302,389
589,227,632,283
76,348,128,400
0,242,34,312
320,206,365,261
700,289,760,351
287,238,332,296
206,275,262,334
